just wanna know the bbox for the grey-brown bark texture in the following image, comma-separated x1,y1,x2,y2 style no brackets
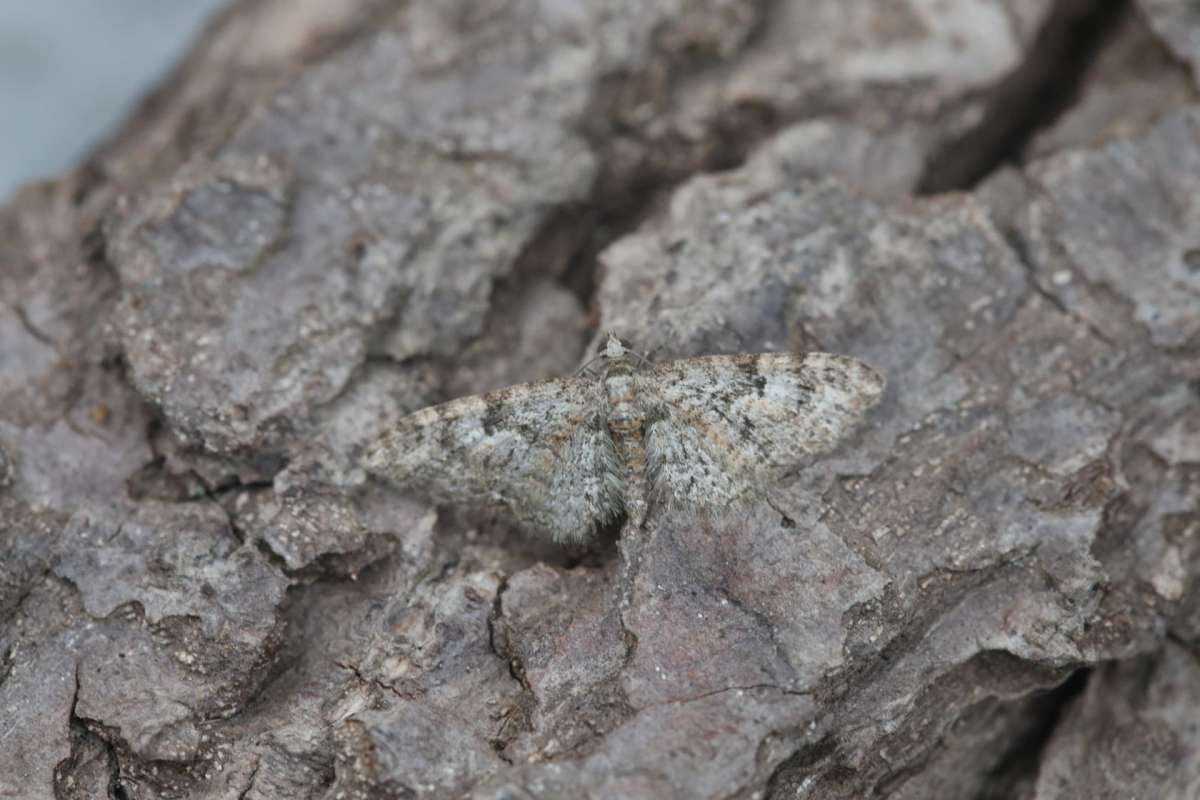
2,1,1199,798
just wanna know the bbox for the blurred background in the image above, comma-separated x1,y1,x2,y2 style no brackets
0,0,228,200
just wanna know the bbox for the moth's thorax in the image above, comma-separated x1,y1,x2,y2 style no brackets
602,360,638,424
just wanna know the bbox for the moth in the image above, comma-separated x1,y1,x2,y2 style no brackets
365,334,884,543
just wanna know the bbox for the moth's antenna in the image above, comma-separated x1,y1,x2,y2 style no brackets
576,352,606,376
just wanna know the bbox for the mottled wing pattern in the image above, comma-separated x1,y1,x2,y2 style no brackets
364,376,624,543
637,352,884,509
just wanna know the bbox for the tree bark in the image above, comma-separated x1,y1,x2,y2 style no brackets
2,1,1198,798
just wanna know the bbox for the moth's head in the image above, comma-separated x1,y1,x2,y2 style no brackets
604,332,626,359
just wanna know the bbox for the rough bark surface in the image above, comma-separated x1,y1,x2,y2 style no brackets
2,1,1198,798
